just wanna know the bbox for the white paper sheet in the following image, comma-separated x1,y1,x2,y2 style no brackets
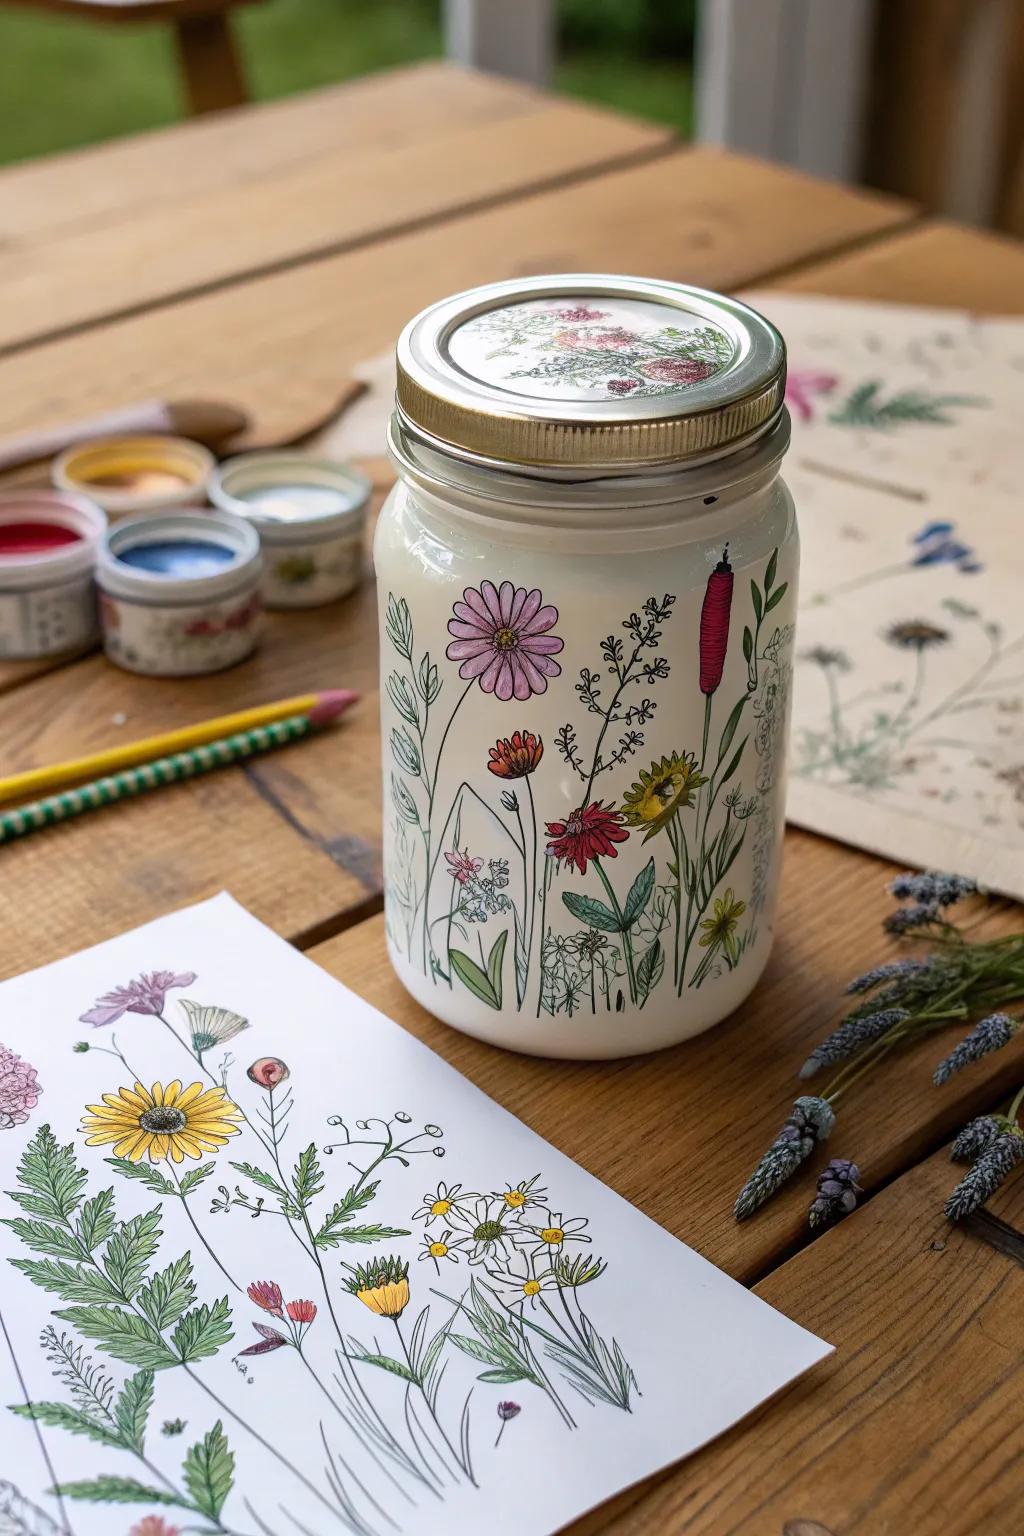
0,895,829,1536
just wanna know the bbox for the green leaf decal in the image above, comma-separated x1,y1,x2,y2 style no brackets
385,593,414,659
391,772,420,825
75,1189,116,1254
171,1299,233,1364
637,938,665,1003
292,1145,324,1207
351,1352,417,1383
622,859,655,929
486,928,508,1004
765,582,788,612
105,1158,175,1197
313,1180,379,1248
229,1162,295,1212
10,1399,122,1448
476,1367,527,1384
103,1209,162,1300
176,1164,215,1198
448,1333,500,1367
53,1306,176,1371
318,1224,410,1246
2,1218,87,1263
14,1126,88,1224
742,625,753,664
137,1255,196,1331
719,736,748,787
560,892,621,932
764,548,778,591
183,1421,234,1520
750,580,763,622
51,1475,181,1506
449,931,508,1012
717,697,746,762
113,1370,154,1455
9,1257,126,1305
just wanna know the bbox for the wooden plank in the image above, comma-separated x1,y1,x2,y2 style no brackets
303,869,1022,1287
0,98,673,353
0,149,914,449
775,218,1024,310
587,1148,1024,1535
0,63,536,246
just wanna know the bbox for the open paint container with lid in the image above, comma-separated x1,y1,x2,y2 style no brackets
54,434,214,517
209,452,369,608
96,509,262,676
0,489,107,659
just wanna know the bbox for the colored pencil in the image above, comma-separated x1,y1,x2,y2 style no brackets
0,705,354,845
0,689,356,806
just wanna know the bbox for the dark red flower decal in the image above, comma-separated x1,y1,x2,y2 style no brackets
545,802,629,875
699,546,734,696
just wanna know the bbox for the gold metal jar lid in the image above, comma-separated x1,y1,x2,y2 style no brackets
395,274,786,471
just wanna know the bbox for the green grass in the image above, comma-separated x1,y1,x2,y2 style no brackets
0,0,691,167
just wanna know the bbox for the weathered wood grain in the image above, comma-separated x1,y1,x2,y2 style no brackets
305,878,1022,1286
0,149,914,448
0,97,673,352
587,1149,1024,1535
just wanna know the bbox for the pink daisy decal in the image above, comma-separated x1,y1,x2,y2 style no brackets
444,848,482,883
79,970,196,1027
446,581,563,701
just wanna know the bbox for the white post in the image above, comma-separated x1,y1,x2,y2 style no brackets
443,0,555,87
696,0,877,182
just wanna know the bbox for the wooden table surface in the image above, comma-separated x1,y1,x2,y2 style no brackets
2,62,1022,1535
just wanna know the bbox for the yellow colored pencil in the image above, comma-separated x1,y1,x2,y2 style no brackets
0,689,358,806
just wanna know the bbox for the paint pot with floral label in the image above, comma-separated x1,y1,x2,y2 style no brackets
210,453,370,608
96,509,262,676
54,434,214,518
0,489,107,659
378,274,797,1058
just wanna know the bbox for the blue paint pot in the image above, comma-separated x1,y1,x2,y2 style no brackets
96,510,263,677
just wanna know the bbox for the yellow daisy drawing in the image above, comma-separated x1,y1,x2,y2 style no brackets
80,1080,242,1164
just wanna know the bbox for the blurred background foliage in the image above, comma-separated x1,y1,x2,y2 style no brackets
0,0,695,165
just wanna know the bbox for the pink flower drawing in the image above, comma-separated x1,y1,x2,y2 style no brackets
785,368,839,422
0,1045,42,1129
79,970,196,1027
446,580,564,701
639,357,716,385
554,326,637,351
130,1519,181,1536
550,306,607,322
445,848,483,884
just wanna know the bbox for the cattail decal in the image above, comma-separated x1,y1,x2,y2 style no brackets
699,546,733,695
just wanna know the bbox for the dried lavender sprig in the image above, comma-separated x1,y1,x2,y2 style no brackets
734,1097,835,1220
949,1114,1009,1164
883,902,942,936
944,1128,1024,1221
933,1013,1020,1086
845,958,932,995
808,1158,862,1229
889,871,979,908
800,1008,910,1080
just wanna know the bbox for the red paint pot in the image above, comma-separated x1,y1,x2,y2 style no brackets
0,489,107,659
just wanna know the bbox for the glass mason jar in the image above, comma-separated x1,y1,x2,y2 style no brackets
376,275,796,1058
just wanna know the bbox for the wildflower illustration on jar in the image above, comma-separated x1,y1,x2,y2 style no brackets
379,274,796,1054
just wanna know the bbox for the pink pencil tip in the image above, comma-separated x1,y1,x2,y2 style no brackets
309,689,360,726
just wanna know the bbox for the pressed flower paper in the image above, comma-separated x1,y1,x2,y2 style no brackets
735,291,1024,898
0,895,829,1536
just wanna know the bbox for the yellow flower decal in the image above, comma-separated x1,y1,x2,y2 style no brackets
344,1255,411,1318
80,1080,242,1164
620,753,707,841
699,889,746,949
357,1279,410,1318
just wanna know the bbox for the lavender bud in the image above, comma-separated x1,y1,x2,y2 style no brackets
845,959,930,995
734,1097,835,1220
949,1114,1006,1164
889,870,978,907
883,902,940,935
933,1014,1019,1086
800,1009,909,1079
944,1129,1024,1221
808,1157,862,1229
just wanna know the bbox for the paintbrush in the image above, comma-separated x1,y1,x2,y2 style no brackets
0,399,249,473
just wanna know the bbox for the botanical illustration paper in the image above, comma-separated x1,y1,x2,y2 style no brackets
741,292,1024,897
0,895,829,1536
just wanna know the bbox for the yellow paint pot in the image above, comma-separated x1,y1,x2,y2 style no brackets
53,434,214,518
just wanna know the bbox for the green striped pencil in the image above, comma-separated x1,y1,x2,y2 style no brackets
0,697,356,844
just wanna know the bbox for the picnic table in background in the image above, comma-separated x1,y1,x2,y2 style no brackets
1,61,1022,1535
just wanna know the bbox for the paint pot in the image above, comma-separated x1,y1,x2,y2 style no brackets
0,489,107,659
54,434,214,518
96,509,262,676
209,453,369,608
